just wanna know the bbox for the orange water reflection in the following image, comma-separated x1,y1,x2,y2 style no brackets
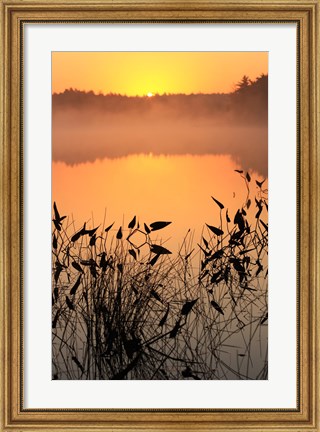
52,154,265,252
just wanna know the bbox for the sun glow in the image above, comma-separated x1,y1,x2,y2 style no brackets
147,92,154,97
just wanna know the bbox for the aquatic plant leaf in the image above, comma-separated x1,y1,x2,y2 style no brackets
150,221,172,231
52,310,60,329
184,249,194,261
80,258,97,266
235,169,243,174
117,263,123,273
211,271,222,284
150,244,172,255
210,300,224,315
206,224,224,236
85,226,99,237
70,275,81,295
256,179,266,188
54,266,62,283
128,249,137,260
53,202,60,221
246,172,251,182
159,305,170,326
105,222,114,232
123,337,141,360
202,237,209,249
52,234,57,249
66,296,74,310
128,216,136,229
212,249,224,260
149,253,161,266
116,226,123,239
211,196,224,209
234,209,245,232
53,219,61,231
151,289,163,303
53,287,59,303
198,244,211,257
89,234,97,246
71,224,87,242
231,258,245,273
246,198,251,209
144,223,151,234
72,261,83,273
181,298,198,316
226,210,231,223
169,319,181,338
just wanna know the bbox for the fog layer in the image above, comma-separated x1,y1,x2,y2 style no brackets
53,77,268,176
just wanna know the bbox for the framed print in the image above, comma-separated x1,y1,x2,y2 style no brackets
0,1,319,431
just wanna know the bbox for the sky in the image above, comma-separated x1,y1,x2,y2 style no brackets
52,52,268,96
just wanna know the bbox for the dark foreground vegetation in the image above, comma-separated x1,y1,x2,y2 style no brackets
52,171,268,380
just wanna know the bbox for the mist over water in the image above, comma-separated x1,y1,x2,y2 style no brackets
52,89,268,177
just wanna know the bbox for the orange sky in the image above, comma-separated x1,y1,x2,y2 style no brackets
52,52,268,96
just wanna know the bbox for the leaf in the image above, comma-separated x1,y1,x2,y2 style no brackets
149,253,161,266
184,249,194,261
246,198,251,209
128,215,136,229
226,210,231,223
52,310,60,329
71,224,86,242
169,319,181,338
53,219,61,231
235,169,243,174
52,233,57,249
150,221,172,231
210,300,224,315
66,296,74,311
202,237,209,249
151,289,163,303
206,224,224,236
72,261,83,273
70,275,81,295
211,271,222,284
150,244,172,255
116,226,123,239
53,201,60,221
85,226,99,237
144,223,151,234
71,231,82,242
256,179,266,188
159,305,170,326
89,234,97,246
181,298,198,316
211,196,224,209
128,249,137,260
246,172,251,182
105,222,114,232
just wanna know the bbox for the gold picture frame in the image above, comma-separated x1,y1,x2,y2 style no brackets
0,0,319,430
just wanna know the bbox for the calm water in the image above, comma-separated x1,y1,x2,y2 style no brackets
52,154,265,253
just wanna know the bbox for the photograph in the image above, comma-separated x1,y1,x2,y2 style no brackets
51,51,269,381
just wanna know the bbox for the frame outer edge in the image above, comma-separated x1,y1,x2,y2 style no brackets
1,1,319,431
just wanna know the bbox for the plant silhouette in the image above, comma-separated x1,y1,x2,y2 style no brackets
52,172,268,380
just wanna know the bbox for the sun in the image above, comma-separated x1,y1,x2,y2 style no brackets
147,92,154,97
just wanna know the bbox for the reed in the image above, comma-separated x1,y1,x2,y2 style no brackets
52,171,268,380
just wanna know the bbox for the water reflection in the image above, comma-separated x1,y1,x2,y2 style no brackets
53,154,265,252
